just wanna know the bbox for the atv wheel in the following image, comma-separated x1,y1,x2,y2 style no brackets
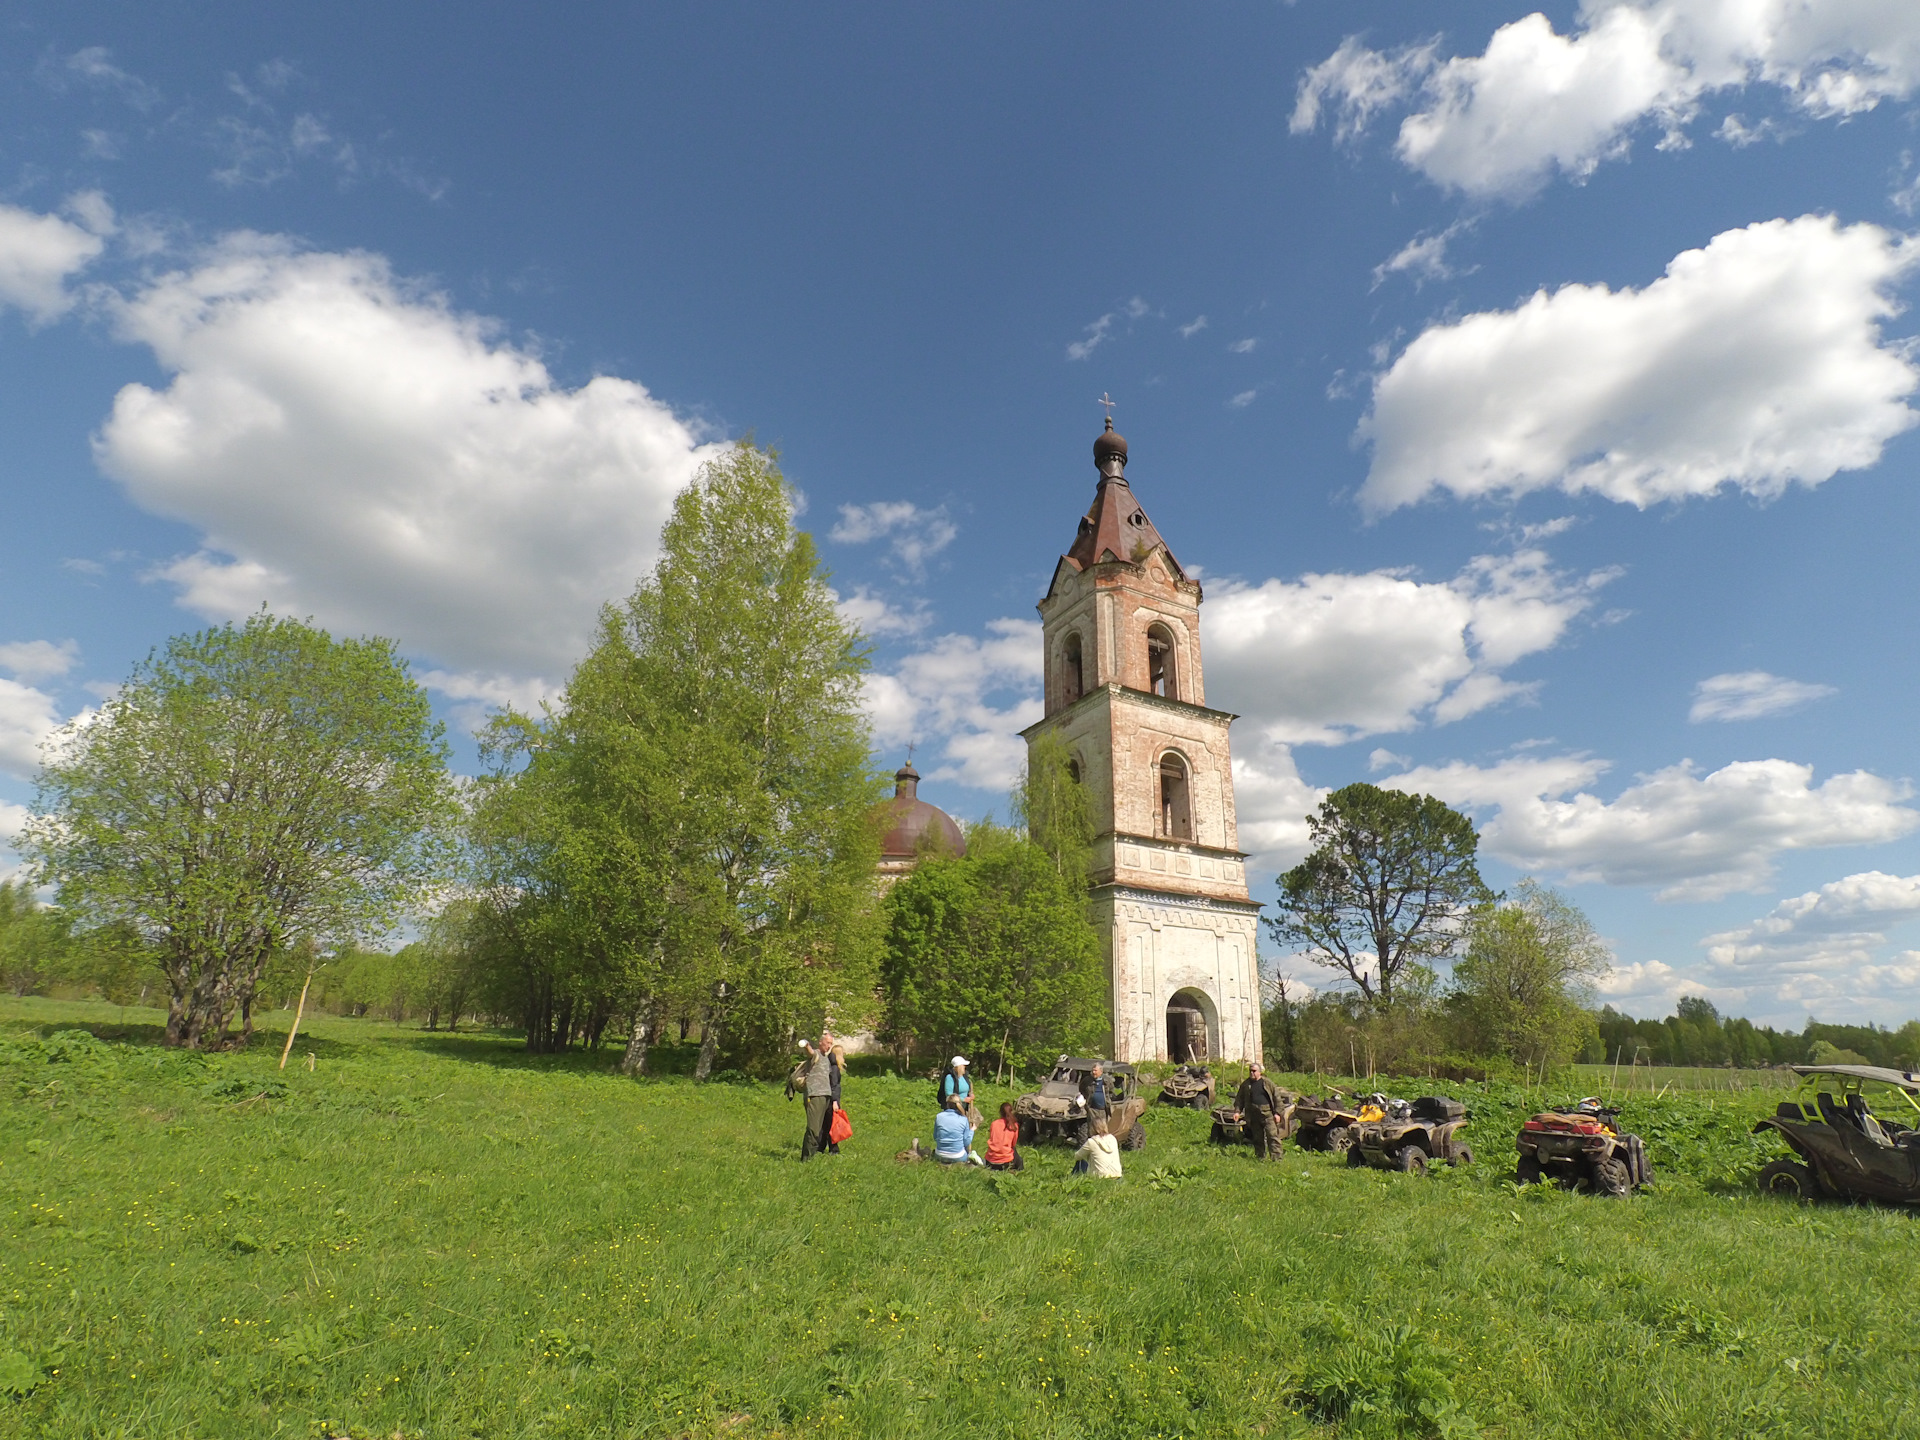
1756,1158,1818,1201
1324,1125,1355,1154
1347,1144,1367,1168
1018,1119,1035,1147
1593,1156,1633,1197
1516,1153,1542,1185
1209,1122,1229,1144
1451,1146,1474,1168
1395,1146,1429,1177
1123,1120,1147,1151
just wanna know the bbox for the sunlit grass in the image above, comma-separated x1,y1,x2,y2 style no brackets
2,997,1915,1439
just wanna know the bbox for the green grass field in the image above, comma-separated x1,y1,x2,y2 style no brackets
3,998,1917,1440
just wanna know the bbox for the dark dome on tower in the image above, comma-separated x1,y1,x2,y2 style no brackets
1093,416,1128,476
878,761,965,875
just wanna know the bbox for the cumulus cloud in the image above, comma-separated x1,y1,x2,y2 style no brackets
0,640,80,683
1179,315,1209,338
862,618,1042,792
1690,670,1836,722
1702,870,1920,1016
828,501,956,575
1294,2,1920,198
833,587,930,639
1381,753,1918,900
1361,216,1920,514
0,678,63,780
93,235,724,696
0,203,106,323
1205,548,1616,746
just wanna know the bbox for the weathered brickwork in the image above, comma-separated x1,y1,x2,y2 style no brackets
1022,422,1263,1063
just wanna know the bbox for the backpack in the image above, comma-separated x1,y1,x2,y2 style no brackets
935,1071,970,1108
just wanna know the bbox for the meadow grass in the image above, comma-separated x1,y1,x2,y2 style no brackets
2,996,1917,1440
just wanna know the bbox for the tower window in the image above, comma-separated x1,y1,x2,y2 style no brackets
1146,624,1177,700
1062,632,1084,705
1159,752,1192,841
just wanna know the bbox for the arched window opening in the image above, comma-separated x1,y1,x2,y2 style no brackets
1066,756,1082,784
1158,752,1192,841
1147,624,1177,700
1062,632,1085,705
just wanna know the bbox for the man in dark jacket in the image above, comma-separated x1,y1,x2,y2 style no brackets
1233,1061,1288,1160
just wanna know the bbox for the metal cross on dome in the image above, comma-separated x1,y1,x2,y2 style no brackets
1097,392,1116,420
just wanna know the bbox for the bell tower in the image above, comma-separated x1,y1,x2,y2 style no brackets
1021,419,1263,1064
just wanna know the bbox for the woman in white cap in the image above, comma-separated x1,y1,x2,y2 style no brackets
939,1055,976,1121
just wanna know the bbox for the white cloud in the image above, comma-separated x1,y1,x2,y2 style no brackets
0,203,105,323
1068,313,1115,361
1702,870,1920,1017
833,587,929,639
1179,315,1208,338
1228,337,1258,354
1690,670,1836,722
0,678,63,780
1232,739,1330,870
1369,748,1412,772
1361,216,1920,515
93,234,724,698
828,500,956,575
1296,2,1920,198
0,640,80,683
862,618,1042,792
1381,753,1918,900
1373,221,1474,289
1205,548,1614,746
1228,390,1258,409
54,47,161,111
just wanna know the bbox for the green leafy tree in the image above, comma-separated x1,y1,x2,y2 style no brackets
881,822,1106,1077
1015,730,1095,887
1448,878,1610,1068
0,880,74,997
1267,783,1492,1010
472,442,884,1074
23,613,456,1049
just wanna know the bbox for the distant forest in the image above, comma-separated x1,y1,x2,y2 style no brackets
1591,996,1920,1070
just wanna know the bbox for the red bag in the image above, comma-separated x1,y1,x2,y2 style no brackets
829,1105,853,1144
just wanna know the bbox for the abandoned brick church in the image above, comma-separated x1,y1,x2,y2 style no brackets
1021,419,1264,1066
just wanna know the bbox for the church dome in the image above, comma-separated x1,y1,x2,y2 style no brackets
1093,416,1128,475
879,762,966,861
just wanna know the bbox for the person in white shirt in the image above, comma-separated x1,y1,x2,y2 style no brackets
1070,1116,1123,1179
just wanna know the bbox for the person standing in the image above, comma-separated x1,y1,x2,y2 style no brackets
799,1031,839,1161
1083,1062,1111,1128
986,1101,1023,1171
939,1056,975,1120
829,1042,849,1155
1233,1060,1287,1161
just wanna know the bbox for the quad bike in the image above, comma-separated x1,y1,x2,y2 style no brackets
1350,1096,1473,1176
1292,1091,1386,1154
1752,1064,1920,1205
1158,1063,1216,1110
1209,1086,1299,1147
1517,1097,1651,1196
1014,1056,1148,1150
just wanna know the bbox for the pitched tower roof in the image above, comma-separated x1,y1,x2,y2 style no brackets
1063,418,1187,578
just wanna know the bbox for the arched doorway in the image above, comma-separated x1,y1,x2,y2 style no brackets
1165,986,1218,1064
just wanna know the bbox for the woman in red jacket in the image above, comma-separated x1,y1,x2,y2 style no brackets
986,1100,1023,1171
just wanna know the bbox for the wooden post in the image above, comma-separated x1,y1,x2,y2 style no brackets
279,971,313,1071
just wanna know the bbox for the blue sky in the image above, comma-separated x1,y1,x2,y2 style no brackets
4,2,1920,1027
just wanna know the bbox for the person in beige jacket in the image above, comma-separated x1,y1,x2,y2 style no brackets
1070,1116,1123,1178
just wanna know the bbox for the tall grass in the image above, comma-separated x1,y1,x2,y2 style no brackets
2,997,1915,1439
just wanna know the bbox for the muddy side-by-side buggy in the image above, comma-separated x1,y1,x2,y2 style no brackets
1015,1056,1148,1150
1349,1096,1473,1176
1753,1063,1920,1204
1517,1098,1651,1195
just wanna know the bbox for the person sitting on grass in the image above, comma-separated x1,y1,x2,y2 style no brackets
1070,1116,1122,1179
933,1096,985,1166
986,1100,1023,1171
